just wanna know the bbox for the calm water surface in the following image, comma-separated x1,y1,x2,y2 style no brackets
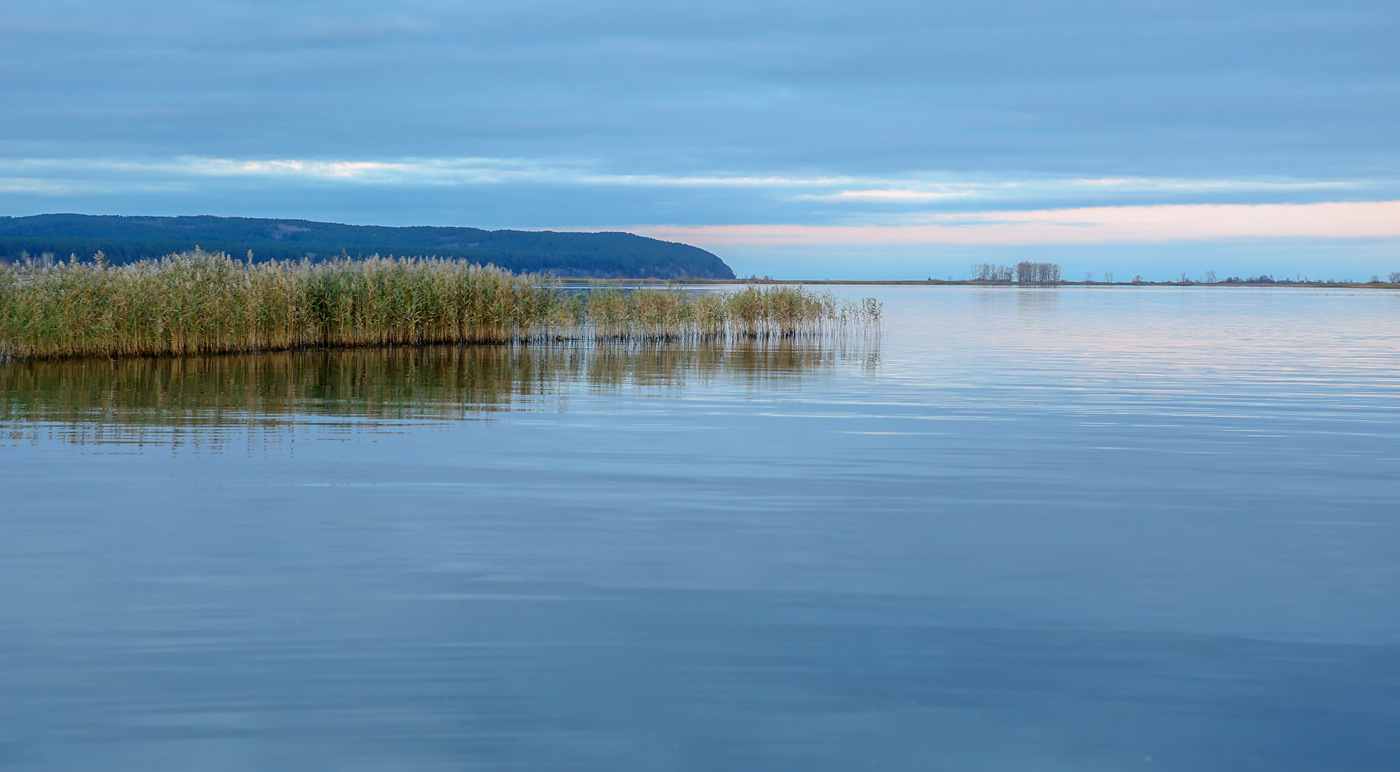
2,286,1398,771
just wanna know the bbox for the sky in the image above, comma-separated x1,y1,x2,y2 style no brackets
1,0,1397,279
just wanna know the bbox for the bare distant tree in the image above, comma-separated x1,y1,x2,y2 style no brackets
1014,261,1062,283
1389,272,1400,283
971,263,1016,282
1203,270,1217,283
1084,271,1093,283
1105,271,1114,284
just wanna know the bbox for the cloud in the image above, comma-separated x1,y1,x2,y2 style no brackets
3,156,1393,250
790,178,1353,205
637,201,1400,246
3,1,1392,275
795,189,973,203
2,0,1396,182
0,156,1371,200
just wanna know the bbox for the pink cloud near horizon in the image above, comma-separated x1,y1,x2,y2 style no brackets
635,200,1400,247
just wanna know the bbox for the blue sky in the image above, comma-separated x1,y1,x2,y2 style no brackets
2,0,1397,279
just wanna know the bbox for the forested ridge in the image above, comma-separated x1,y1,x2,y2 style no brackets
0,214,735,279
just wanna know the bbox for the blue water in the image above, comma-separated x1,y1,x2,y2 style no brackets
2,286,1398,770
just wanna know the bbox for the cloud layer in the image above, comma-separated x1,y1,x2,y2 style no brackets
640,201,1400,247
1,0,1397,276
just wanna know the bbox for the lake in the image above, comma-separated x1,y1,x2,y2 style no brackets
2,285,1397,771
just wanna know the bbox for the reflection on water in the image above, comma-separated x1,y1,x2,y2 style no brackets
1,287,1397,772
1,338,878,446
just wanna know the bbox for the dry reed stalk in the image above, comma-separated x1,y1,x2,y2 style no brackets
0,250,880,360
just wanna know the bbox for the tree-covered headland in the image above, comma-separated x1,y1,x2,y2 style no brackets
0,214,736,280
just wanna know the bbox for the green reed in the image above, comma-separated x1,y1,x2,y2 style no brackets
0,250,880,360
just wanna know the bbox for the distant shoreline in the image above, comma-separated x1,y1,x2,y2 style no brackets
561,278,1400,289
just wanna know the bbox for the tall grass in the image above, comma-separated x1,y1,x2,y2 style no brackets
583,284,878,339
0,250,879,360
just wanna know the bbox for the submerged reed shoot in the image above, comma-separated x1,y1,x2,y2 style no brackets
0,250,880,359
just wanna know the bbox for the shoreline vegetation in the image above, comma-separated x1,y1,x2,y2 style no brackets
0,250,881,361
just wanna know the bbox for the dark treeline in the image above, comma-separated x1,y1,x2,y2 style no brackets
1221,275,1283,284
0,214,736,280
970,262,1062,283
1219,273,1400,284
968,266,1400,286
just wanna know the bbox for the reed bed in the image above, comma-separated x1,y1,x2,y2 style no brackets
0,250,880,360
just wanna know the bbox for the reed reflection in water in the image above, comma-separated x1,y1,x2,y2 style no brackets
0,337,878,447
3,287,1396,772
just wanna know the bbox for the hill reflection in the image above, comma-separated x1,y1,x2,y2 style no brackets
2,339,876,447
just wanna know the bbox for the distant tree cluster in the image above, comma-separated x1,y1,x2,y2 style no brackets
1221,275,1278,283
958,268,1396,286
969,263,1014,281
1172,271,1220,284
1218,274,1374,284
1014,261,1062,283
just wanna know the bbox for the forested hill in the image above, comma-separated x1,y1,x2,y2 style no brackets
0,214,735,280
